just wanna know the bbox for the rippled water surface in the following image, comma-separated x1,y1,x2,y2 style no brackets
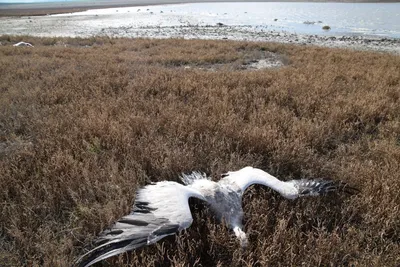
54,2,400,38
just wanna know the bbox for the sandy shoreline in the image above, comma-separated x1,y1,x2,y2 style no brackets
1,2,399,54
1,0,399,16
0,0,187,16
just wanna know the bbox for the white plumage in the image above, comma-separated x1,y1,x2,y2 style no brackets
13,41,34,47
76,181,205,267
77,166,356,266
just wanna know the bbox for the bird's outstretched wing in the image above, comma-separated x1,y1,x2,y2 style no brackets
222,166,358,199
76,181,205,267
286,179,359,197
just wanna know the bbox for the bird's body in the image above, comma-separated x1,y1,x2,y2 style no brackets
181,172,247,245
77,167,356,266
181,166,355,247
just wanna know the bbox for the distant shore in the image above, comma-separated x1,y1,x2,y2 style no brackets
1,1,399,54
1,0,399,16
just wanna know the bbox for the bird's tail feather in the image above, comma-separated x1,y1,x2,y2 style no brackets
289,179,359,196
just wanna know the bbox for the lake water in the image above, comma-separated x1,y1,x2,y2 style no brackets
51,2,400,38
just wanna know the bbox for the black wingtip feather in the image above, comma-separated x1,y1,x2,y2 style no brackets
295,179,359,196
76,223,181,267
337,182,360,195
75,237,147,267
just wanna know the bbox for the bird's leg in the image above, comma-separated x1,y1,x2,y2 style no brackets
233,226,248,248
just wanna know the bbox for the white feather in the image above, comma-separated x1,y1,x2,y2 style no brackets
13,41,34,47
136,181,205,227
223,166,298,199
77,181,205,267
180,171,209,185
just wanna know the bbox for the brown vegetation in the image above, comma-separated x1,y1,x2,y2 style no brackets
0,36,399,266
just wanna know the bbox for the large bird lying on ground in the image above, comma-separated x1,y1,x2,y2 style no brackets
76,166,357,267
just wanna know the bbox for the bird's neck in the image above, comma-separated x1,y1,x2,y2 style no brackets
238,168,288,195
250,170,282,188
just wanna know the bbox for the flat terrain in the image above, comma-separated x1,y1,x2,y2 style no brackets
0,36,399,266
2,4,400,54
1,0,399,16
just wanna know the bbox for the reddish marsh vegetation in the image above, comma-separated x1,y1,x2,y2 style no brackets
0,36,399,266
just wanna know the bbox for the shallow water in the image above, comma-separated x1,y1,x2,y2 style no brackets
52,2,400,38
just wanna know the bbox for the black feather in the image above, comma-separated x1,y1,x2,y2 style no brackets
152,224,180,236
76,222,181,267
294,179,359,196
118,218,149,226
76,236,148,267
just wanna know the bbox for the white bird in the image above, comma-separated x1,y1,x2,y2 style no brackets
13,41,34,47
181,166,357,247
76,166,356,266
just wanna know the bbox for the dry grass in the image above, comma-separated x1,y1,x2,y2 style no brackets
0,36,399,267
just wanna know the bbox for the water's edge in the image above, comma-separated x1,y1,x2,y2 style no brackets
1,2,399,53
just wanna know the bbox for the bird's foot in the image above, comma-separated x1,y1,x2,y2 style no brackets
233,226,248,248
